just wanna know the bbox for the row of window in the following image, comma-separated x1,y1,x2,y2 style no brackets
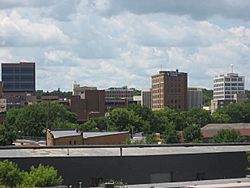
2,75,34,81
214,77,243,83
4,83,34,90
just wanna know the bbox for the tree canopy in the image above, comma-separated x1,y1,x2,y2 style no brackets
0,160,22,187
6,102,77,137
22,164,63,187
183,124,203,143
0,125,16,146
213,129,243,143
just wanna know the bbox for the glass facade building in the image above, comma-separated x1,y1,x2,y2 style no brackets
1,62,35,93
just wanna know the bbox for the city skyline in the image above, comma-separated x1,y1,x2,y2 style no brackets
1,0,250,91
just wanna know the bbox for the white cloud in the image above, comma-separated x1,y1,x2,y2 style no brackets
0,11,70,47
1,1,250,91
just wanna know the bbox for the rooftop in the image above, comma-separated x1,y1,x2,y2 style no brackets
202,123,250,131
50,129,129,139
127,177,250,188
0,144,249,158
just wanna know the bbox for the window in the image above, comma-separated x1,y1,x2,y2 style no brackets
74,140,76,145
69,141,72,145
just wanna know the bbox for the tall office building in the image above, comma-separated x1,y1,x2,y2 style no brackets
211,72,246,113
213,73,245,100
1,62,35,94
151,70,188,111
1,62,36,109
188,88,203,109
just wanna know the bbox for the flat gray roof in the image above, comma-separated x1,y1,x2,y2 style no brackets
51,130,128,139
127,178,250,188
202,123,250,130
0,145,249,158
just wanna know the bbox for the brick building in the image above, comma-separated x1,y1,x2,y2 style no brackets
151,70,188,111
46,129,129,146
69,84,105,122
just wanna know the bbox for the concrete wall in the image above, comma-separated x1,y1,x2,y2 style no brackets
1,152,247,187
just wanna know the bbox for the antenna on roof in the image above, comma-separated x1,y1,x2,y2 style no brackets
230,64,234,73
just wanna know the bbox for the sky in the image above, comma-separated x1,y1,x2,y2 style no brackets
1,0,250,91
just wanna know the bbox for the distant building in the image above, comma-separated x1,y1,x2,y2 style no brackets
46,129,129,146
105,86,135,111
105,98,128,111
1,62,36,109
188,88,203,109
201,123,250,141
133,96,142,105
151,70,188,111
73,83,97,96
1,62,35,94
211,72,245,113
69,84,105,122
105,86,135,101
141,89,152,108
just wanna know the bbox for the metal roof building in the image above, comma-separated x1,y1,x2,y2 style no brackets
0,144,249,187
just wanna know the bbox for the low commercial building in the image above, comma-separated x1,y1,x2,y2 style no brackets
46,129,129,146
0,145,248,187
201,123,250,140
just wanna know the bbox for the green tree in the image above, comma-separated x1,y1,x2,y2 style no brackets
213,129,243,143
183,124,203,143
6,102,77,137
214,101,250,123
153,107,187,131
36,89,72,99
80,119,98,132
184,108,211,127
162,122,180,144
202,89,213,106
128,104,156,133
0,160,22,187
108,108,143,132
22,164,63,187
211,111,230,123
145,134,158,144
0,125,16,146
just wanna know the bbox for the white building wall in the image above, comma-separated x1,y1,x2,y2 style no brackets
213,73,245,101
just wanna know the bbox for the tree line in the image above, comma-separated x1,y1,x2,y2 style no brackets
0,160,63,187
2,100,250,145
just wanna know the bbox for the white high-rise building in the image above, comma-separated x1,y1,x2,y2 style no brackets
211,72,245,113
213,73,245,100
